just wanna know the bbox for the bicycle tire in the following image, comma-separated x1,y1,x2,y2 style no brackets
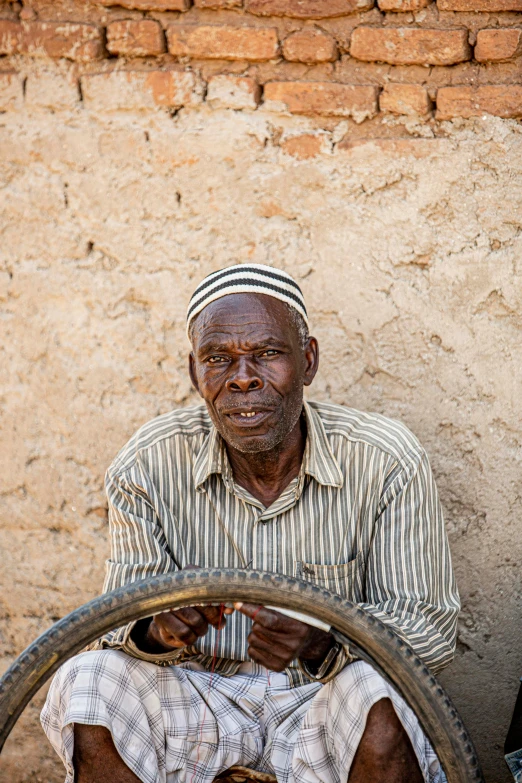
0,569,483,782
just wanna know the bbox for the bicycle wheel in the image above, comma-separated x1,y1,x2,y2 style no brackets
0,569,482,782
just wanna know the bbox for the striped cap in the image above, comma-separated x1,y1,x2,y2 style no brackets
186,264,308,336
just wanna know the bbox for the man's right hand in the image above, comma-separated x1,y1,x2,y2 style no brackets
144,604,230,652
131,564,234,655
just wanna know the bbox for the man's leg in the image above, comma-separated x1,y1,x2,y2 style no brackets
72,687,418,783
349,698,423,783
268,660,442,783
74,725,141,783
41,649,193,783
42,651,268,783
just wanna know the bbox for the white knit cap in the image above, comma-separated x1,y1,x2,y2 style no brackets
186,264,308,336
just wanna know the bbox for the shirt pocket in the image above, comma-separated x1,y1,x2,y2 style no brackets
295,552,365,603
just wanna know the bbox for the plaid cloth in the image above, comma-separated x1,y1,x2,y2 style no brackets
41,652,445,783
506,750,522,783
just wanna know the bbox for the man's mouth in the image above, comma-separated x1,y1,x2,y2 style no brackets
224,409,273,427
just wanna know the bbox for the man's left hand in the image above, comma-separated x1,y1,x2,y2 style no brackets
234,602,334,672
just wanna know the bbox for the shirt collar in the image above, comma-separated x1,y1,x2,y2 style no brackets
301,401,344,488
193,400,344,491
193,425,231,491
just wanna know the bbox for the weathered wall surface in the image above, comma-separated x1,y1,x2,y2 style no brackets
1,3,522,781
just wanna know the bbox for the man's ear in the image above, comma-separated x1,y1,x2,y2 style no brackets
303,337,319,387
188,352,202,397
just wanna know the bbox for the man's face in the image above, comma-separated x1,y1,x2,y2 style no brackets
189,293,318,454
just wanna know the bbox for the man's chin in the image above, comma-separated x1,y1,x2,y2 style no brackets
220,428,285,454
221,431,284,455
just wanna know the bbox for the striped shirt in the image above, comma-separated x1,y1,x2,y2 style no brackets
96,401,460,685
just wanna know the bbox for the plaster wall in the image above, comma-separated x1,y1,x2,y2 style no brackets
1,80,521,782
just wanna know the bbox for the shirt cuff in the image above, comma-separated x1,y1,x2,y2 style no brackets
90,620,186,667
298,641,357,684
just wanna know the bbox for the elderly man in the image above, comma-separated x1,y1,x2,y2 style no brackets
42,264,460,783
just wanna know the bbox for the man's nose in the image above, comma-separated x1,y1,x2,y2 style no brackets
226,358,263,393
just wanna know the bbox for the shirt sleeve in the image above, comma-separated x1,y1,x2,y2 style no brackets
358,447,460,674
90,459,185,665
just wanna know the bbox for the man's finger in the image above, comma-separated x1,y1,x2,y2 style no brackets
247,643,288,672
147,618,186,649
156,610,200,641
248,625,298,655
173,607,209,636
197,604,229,629
234,603,295,632
153,613,199,647
248,629,297,659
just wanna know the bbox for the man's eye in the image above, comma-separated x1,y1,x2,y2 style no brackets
261,350,279,357
207,356,227,364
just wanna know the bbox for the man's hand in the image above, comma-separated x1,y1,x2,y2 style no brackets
234,603,335,672
143,603,232,652
132,565,234,654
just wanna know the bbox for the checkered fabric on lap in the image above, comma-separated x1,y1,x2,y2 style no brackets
41,654,445,783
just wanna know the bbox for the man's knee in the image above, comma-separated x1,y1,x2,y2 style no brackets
73,724,142,783
361,698,408,761
46,649,140,720
74,723,114,763
349,698,423,783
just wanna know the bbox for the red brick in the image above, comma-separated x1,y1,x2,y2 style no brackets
380,83,430,115
0,72,23,111
95,0,191,9
167,24,279,61
20,8,38,21
438,0,522,9
378,0,430,10
0,21,22,55
263,81,378,120
245,0,373,17
7,22,104,61
350,28,471,66
282,29,338,62
107,20,166,57
475,30,522,62
206,74,260,108
81,70,201,111
436,85,522,119
195,0,243,6
280,133,327,158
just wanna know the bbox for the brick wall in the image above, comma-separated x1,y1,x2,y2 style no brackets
1,0,522,122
